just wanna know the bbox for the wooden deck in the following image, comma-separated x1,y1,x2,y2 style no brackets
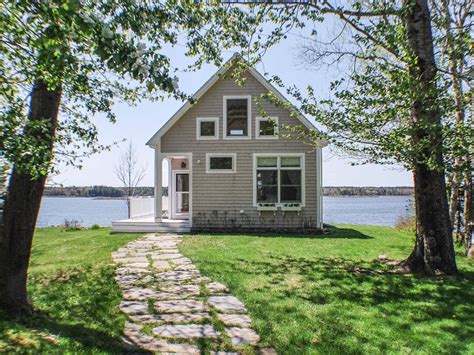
111,217,191,233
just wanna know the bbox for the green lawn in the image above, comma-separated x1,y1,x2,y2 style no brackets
0,227,140,353
2,226,473,354
180,225,474,355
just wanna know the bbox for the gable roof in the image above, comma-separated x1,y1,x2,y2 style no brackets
146,53,317,147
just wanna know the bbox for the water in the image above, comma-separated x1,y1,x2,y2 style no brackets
37,195,413,228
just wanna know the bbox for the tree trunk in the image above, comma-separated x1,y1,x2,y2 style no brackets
402,0,457,275
463,158,472,256
0,79,61,313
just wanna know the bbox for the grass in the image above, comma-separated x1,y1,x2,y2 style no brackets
0,227,140,353
180,225,474,355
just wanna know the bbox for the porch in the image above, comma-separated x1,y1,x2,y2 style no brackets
111,154,192,233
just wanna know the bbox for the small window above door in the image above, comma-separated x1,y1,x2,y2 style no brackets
196,117,219,140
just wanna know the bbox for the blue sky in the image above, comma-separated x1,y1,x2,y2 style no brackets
54,21,413,188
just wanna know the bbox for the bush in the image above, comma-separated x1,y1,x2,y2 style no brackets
90,224,101,230
395,215,416,233
64,219,83,231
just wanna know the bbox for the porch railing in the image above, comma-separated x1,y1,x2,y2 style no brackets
128,196,169,219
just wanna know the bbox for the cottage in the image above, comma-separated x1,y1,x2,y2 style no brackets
112,55,325,233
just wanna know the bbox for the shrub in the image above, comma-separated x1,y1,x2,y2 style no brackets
64,219,83,231
395,215,416,233
90,224,101,230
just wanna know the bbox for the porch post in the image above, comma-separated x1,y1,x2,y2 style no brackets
154,147,162,222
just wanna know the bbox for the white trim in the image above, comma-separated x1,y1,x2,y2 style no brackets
252,153,305,208
223,95,252,140
316,148,323,228
154,145,162,222
159,152,193,227
256,116,279,139
171,170,190,220
196,117,219,140
146,53,321,147
206,153,237,174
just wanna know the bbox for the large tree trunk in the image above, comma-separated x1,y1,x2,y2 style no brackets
0,79,61,313
402,0,457,275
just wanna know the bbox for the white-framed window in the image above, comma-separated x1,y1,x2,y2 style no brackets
253,154,305,207
223,95,251,139
256,116,279,139
196,117,219,140
206,153,237,173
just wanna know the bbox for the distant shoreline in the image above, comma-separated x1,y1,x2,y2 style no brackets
44,185,413,198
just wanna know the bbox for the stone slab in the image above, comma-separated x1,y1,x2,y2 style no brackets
207,296,247,313
225,327,260,346
160,284,200,295
206,282,228,293
130,312,211,324
119,301,149,315
151,253,182,260
153,324,220,339
217,314,252,328
155,299,208,313
152,260,172,271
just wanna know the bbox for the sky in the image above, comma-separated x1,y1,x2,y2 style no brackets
54,18,413,188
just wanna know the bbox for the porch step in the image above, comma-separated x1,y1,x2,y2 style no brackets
111,220,191,234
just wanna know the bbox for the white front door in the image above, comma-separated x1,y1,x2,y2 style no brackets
172,171,189,220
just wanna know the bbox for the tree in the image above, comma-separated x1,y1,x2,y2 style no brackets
431,0,472,254
0,0,264,313
114,141,146,218
226,0,465,274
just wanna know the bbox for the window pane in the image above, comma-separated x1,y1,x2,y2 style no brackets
257,157,277,167
200,121,215,136
281,157,301,167
281,170,301,186
259,120,276,136
257,186,278,203
210,157,233,170
176,173,189,192
257,170,278,186
281,186,301,203
226,98,248,136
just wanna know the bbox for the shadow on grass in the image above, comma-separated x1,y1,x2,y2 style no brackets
0,265,137,353
194,225,374,240
197,251,474,354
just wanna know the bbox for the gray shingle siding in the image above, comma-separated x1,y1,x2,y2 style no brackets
161,70,321,231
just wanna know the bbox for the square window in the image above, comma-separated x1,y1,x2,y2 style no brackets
257,117,278,138
197,118,218,140
254,155,304,207
200,121,215,136
225,97,250,138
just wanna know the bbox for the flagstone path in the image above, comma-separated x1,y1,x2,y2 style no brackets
113,233,275,354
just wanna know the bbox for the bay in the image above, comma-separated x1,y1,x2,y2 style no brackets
37,195,413,228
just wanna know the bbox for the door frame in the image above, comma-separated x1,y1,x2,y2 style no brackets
171,170,190,220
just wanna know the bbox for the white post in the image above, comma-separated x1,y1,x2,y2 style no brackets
154,147,162,222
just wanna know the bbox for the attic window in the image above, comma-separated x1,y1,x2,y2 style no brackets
196,117,218,140
256,116,278,139
224,96,251,139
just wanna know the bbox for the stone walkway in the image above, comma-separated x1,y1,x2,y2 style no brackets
112,233,275,354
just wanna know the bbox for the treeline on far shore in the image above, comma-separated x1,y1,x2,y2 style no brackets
324,186,413,196
44,185,413,198
43,186,168,198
